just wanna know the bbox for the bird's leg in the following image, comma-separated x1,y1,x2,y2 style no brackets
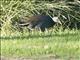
27,26,32,37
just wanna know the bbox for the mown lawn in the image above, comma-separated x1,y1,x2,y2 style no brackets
1,30,80,60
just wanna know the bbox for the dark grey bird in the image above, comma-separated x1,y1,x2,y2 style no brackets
18,15,61,32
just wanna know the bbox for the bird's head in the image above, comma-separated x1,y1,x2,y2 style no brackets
52,17,62,24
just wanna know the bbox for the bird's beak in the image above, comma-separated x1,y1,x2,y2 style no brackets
57,19,62,24
59,20,62,24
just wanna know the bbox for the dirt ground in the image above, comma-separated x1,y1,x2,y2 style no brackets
1,55,79,60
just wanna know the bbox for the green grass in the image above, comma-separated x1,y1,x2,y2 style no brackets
1,30,80,59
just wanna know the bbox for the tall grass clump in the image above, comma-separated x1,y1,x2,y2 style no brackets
0,0,80,36
0,1,41,36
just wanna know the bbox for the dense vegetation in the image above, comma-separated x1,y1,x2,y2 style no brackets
0,0,80,34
